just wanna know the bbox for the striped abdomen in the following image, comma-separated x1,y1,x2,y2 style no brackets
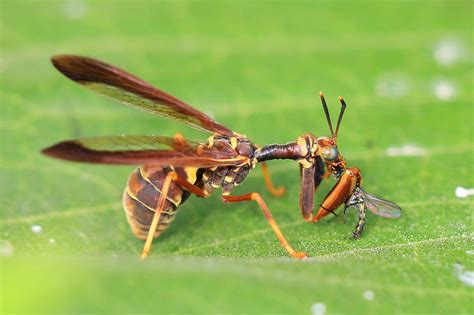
122,165,192,240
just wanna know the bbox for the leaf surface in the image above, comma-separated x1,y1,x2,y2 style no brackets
1,1,473,314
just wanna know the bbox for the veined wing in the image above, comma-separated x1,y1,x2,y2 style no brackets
361,189,402,219
51,55,234,136
42,135,247,167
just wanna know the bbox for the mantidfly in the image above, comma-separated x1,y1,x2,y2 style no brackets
42,55,402,260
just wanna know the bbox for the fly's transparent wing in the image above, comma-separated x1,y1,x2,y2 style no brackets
362,191,402,219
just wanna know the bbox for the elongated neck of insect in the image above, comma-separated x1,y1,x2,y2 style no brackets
255,142,306,162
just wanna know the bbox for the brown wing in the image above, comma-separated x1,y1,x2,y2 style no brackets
51,55,234,136
42,135,247,167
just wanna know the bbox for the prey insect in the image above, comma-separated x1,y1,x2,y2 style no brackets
316,167,402,238
42,55,400,260
345,186,402,238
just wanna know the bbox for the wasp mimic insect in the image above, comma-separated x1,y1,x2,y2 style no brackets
43,55,401,260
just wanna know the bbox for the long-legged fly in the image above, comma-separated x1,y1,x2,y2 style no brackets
42,55,402,259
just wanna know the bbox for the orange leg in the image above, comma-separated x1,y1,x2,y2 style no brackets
260,162,285,197
140,172,210,259
174,177,209,198
222,193,307,259
141,172,177,259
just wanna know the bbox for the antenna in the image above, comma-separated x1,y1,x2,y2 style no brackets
334,96,347,139
319,92,334,137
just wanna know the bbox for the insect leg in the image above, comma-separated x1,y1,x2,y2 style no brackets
140,171,177,260
174,177,210,198
313,167,361,222
260,162,285,197
352,203,367,238
140,172,212,259
313,156,327,194
300,165,315,221
222,193,307,259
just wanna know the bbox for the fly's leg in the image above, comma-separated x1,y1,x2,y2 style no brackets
260,162,285,197
344,188,366,238
140,172,210,260
222,193,307,259
352,203,367,239
344,188,364,216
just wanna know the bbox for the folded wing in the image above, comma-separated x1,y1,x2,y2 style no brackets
42,135,247,167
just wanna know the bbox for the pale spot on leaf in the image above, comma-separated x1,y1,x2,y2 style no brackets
454,264,474,287
311,303,326,315
363,290,375,301
434,38,466,66
386,144,427,157
433,80,456,101
61,0,87,20
31,225,42,233
0,240,14,256
455,186,474,198
375,73,410,98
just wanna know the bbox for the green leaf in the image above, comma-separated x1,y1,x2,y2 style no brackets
1,1,473,314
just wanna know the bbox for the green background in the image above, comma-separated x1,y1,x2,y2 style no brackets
1,0,473,314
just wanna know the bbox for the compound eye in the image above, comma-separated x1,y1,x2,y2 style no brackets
321,147,338,161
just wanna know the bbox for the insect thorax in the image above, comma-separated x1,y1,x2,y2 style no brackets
200,135,257,196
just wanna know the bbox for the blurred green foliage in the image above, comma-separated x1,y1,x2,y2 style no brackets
1,1,473,314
